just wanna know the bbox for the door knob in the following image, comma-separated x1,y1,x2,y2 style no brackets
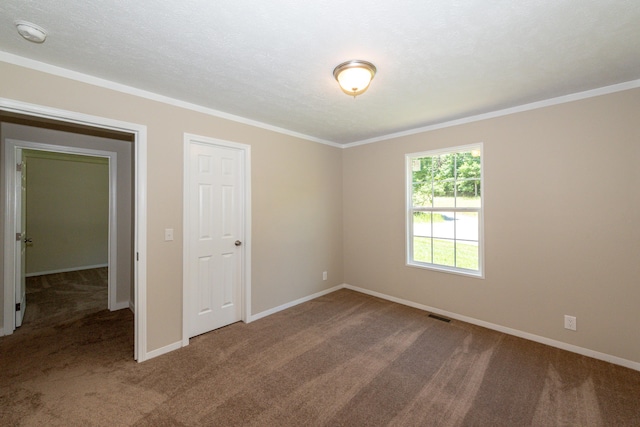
235,240,242,246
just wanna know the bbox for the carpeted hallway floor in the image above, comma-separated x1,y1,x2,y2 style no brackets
1,287,639,426
22,267,108,327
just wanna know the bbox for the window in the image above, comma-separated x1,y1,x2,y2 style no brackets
406,144,483,277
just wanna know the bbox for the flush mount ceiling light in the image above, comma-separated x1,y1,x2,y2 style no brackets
15,20,47,44
333,60,377,98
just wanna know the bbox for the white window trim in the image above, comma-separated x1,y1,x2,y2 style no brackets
405,143,484,278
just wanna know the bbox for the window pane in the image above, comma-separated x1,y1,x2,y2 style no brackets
456,181,481,207
433,194,455,208
456,242,479,270
432,211,455,239
456,211,478,241
435,154,455,180
413,156,431,172
432,153,454,206
456,151,481,180
433,238,455,267
433,181,455,203
413,212,432,237
413,236,432,263
412,157,432,183
412,183,432,207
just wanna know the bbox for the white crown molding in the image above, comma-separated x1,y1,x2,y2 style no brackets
0,51,341,148
3,51,639,151
343,79,640,149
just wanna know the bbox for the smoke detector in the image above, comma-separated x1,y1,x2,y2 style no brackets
15,21,47,44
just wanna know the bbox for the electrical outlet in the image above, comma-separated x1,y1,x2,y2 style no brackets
564,315,577,331
322,271,327,281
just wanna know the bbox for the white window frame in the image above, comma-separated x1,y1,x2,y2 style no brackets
405,143,484,278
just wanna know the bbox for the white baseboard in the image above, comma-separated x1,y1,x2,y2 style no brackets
129,300,135,314
144,340,182,361
110,301,130,311
344,284,640,372
26,263,108,277
248,284,344,323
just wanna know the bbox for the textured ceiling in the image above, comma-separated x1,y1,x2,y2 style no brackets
1,1,639,145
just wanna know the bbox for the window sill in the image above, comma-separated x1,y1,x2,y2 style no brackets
407,261,484,279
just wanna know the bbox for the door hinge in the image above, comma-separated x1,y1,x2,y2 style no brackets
16,163,22,172
16,232,22,241
15,303,21,311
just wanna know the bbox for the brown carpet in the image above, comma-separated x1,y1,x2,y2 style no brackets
1,288,639,426
23,267,108,327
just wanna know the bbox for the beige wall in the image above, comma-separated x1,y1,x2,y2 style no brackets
343,88,640,364
24,150,109,275
0,61,344,352
252,138,344,312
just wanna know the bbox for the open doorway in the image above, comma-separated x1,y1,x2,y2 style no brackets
22,149,111,327
0,103,146,361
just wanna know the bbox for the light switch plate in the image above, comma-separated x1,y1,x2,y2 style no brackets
164,228,174,241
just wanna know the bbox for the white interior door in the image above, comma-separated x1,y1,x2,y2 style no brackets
188,141,243,338
15,148,27,327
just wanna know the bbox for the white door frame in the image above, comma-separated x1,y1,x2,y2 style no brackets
0,98,148,362
3,140,119,318
182,133,251,346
